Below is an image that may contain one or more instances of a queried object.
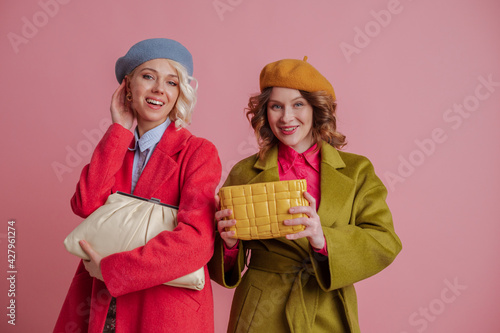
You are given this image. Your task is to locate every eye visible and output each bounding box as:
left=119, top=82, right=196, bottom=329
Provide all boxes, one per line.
left=168, top=80, right=178, bottom=87
left=142, top=74, right=154, bottom=80
left=270, top=104, right=282, bottom=110
left=294, top=102, right=304, bottom=107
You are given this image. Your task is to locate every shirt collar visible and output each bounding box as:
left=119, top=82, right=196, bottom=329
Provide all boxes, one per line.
left=131, top=119, right=171, bottom=152
left=278, top=142, right=321, bottom=173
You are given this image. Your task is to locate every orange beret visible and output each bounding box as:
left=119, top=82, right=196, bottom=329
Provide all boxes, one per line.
left=259, top=56, right=335, bottom=100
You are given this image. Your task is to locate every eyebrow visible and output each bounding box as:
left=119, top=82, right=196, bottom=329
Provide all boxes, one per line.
left=269, top=96, right=305, bottom=103
left=139, top=68, right=178, bottom=78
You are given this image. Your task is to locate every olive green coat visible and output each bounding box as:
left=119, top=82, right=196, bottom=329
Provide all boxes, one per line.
left=209, top=143, right=402, bottom=333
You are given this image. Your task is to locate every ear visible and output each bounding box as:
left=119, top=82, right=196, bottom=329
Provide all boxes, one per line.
left=125, top=75, right=131, bottom=92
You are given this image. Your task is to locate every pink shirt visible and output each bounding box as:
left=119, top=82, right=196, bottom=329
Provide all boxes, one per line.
left=277, top=142, right=321, bottom=211
left=223, top=143, right=328, bottom=271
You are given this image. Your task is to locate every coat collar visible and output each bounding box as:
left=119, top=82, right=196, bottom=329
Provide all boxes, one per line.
left=250, top=143, right=355, bottom=251
left=132, top=123, right=191, bottom=197
left=317, top=144, right=354, bottom=227
left=252, top=143, right=346, bottom=178
left=250, top=145, right=280, bottom=183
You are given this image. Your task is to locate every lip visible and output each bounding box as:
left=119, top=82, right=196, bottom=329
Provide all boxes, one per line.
left=279, top=126, right=298, bottom=135
left=145, top=97, right=165, bottom=110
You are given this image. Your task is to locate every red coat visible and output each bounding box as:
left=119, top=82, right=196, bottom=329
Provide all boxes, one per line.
left=54, top=123, right=222, bottom=333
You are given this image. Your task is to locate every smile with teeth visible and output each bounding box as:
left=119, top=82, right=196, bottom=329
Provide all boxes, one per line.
left=146, top=98, right=165, bottom=106
left=281, top=126, right=298, bottom=132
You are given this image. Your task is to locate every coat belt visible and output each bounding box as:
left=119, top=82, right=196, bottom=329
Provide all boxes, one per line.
left=248, top=249, right=319, bottom=333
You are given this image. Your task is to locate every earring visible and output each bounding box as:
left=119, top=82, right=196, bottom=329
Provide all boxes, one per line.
left=126, top=92, right=132, bottom=102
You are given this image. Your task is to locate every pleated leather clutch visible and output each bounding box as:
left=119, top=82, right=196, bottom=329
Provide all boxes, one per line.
left=64, top=192, right=205, bottom=290
left=219, top=179, right=308, bottom=240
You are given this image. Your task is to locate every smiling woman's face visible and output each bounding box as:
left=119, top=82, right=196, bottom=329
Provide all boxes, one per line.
left=127, top=58, right=179, bottom=136
left=266, top=87, right=314, bottom=154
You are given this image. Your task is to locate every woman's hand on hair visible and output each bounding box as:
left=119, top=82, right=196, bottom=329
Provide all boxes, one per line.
left=215, top=194, right=239, bottom=249
left=110, top=78, right=135, bottom=130
left=284, top=192, right=325, bottom=249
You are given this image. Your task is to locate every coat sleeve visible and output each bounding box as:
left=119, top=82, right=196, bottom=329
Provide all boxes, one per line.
left=208, top=158, right=256, bottom=288
left=209, top=233, right=246, bottom=288
left=71, top=123, right=133, bottom=218
left=311, top=159, right=402, bottom=291
left=100, top=140, right=222, bottom=297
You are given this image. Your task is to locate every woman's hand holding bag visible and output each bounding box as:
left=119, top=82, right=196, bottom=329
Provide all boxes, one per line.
left=283, top=192, right=325, bottom=250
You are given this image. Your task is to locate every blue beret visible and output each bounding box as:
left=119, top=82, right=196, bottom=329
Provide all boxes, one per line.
left=115, top=38, right=193, bottom=83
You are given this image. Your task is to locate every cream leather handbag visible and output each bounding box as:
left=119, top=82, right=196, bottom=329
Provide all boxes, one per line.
left=64, top=192, right=205, bottom=290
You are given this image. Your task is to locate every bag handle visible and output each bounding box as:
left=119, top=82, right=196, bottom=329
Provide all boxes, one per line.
left=115, top=191, right=179, bottom=210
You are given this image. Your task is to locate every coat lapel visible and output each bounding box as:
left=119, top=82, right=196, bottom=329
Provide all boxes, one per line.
left=248, top=146, right=280, bottom=184
left=249, top=144, right=356, bottom=251
left=121, top=141, right=135, bottom=192
left=317, top=144, right=355, bottom=227
left=133, top=124, right=190, bottom=198
left=250, top=144, right=355, bottom=226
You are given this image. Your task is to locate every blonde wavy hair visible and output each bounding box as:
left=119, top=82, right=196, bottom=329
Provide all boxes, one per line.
left=246, top=87, right=347, bottom=159
left=127, top=59, right=197, bottom=129
left=167, top=59, right=197, bottom=128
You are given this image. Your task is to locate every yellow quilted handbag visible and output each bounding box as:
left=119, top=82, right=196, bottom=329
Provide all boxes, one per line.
left=218, top=179, right=309, bottom=240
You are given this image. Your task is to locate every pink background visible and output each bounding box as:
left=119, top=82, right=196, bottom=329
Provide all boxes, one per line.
left=1, top=0, right=499, bottom=332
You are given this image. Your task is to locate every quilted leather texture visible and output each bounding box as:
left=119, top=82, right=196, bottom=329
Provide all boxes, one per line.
left=219, top=179, right=308, bottom=240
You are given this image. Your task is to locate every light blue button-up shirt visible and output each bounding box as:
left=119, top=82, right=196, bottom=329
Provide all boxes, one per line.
left=130, top=119, right=171, bottom=193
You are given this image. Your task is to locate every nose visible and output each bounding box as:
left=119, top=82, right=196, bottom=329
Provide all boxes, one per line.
left=152, top=80, right=166, bottom=94
left=280, top=107, right=293, bottom=123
